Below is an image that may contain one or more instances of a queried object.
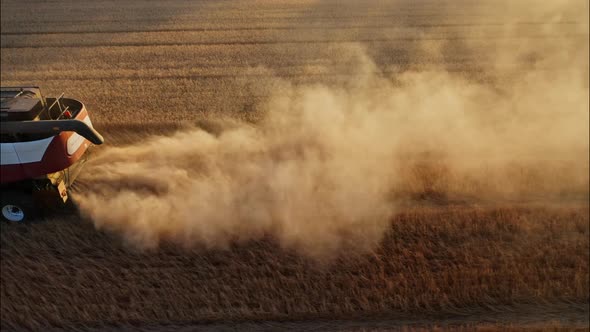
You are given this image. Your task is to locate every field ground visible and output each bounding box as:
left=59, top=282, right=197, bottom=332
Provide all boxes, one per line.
left=1, top=0, right=589, bottom=330
left=1, top=205, right=589, bottom=330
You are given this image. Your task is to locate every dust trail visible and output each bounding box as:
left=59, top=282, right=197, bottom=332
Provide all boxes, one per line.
left=75, top=2, right=588, bottom=259
left=77, top=67, right=399, bottom=258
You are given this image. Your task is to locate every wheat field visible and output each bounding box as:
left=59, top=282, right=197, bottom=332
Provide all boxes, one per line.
left=1, top=0, right=589, bottom=330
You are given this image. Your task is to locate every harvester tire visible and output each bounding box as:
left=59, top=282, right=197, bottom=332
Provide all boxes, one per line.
left=0, top=191, right=39, bottom=223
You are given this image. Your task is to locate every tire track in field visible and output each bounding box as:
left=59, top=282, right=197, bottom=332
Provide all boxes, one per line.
left=0, top=13, right=533, bottom=25
left=1, top=21, right=584, bottom=36
left=2, top=34, right=587, bottom=49
left=0, top=67, right=571, bottom=83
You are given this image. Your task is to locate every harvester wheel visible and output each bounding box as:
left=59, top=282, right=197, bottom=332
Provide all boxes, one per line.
left=0, top=192, right=39, bottom=223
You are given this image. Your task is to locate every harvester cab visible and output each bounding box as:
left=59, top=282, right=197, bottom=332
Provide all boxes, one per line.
left=0, top=86, right=104, bottom=222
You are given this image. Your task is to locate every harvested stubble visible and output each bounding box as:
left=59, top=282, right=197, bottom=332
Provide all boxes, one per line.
left=1, top=205, right=588, bottom=330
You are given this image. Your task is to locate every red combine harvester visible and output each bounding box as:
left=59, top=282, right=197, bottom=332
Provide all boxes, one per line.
left=1, top=87, right=104, bottom=222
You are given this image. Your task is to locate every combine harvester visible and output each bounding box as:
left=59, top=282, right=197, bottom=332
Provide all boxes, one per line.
left=0, top=87, right=104, bottom=222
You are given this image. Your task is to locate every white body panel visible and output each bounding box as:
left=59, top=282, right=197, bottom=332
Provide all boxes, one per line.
left=0, top=143, right=19, bottom=165
left=67, top=116, right=92, bottom=155
left=0, top=136, right=54, bottom=165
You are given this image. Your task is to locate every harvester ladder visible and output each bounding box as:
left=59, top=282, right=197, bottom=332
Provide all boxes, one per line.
left=46, top=93, right=70, bottom=120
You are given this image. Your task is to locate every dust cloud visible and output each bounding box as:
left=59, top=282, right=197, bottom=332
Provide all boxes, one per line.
left=75, top=2, right=588, bottom=259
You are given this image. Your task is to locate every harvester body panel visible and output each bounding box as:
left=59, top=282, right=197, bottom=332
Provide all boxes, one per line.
left=1, top=105, right=97, bottom=184
left=0, top=86, right=104, bottom=222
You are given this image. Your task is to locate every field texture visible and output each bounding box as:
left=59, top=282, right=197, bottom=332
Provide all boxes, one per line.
left=1, top=0, right=589, bottom=330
